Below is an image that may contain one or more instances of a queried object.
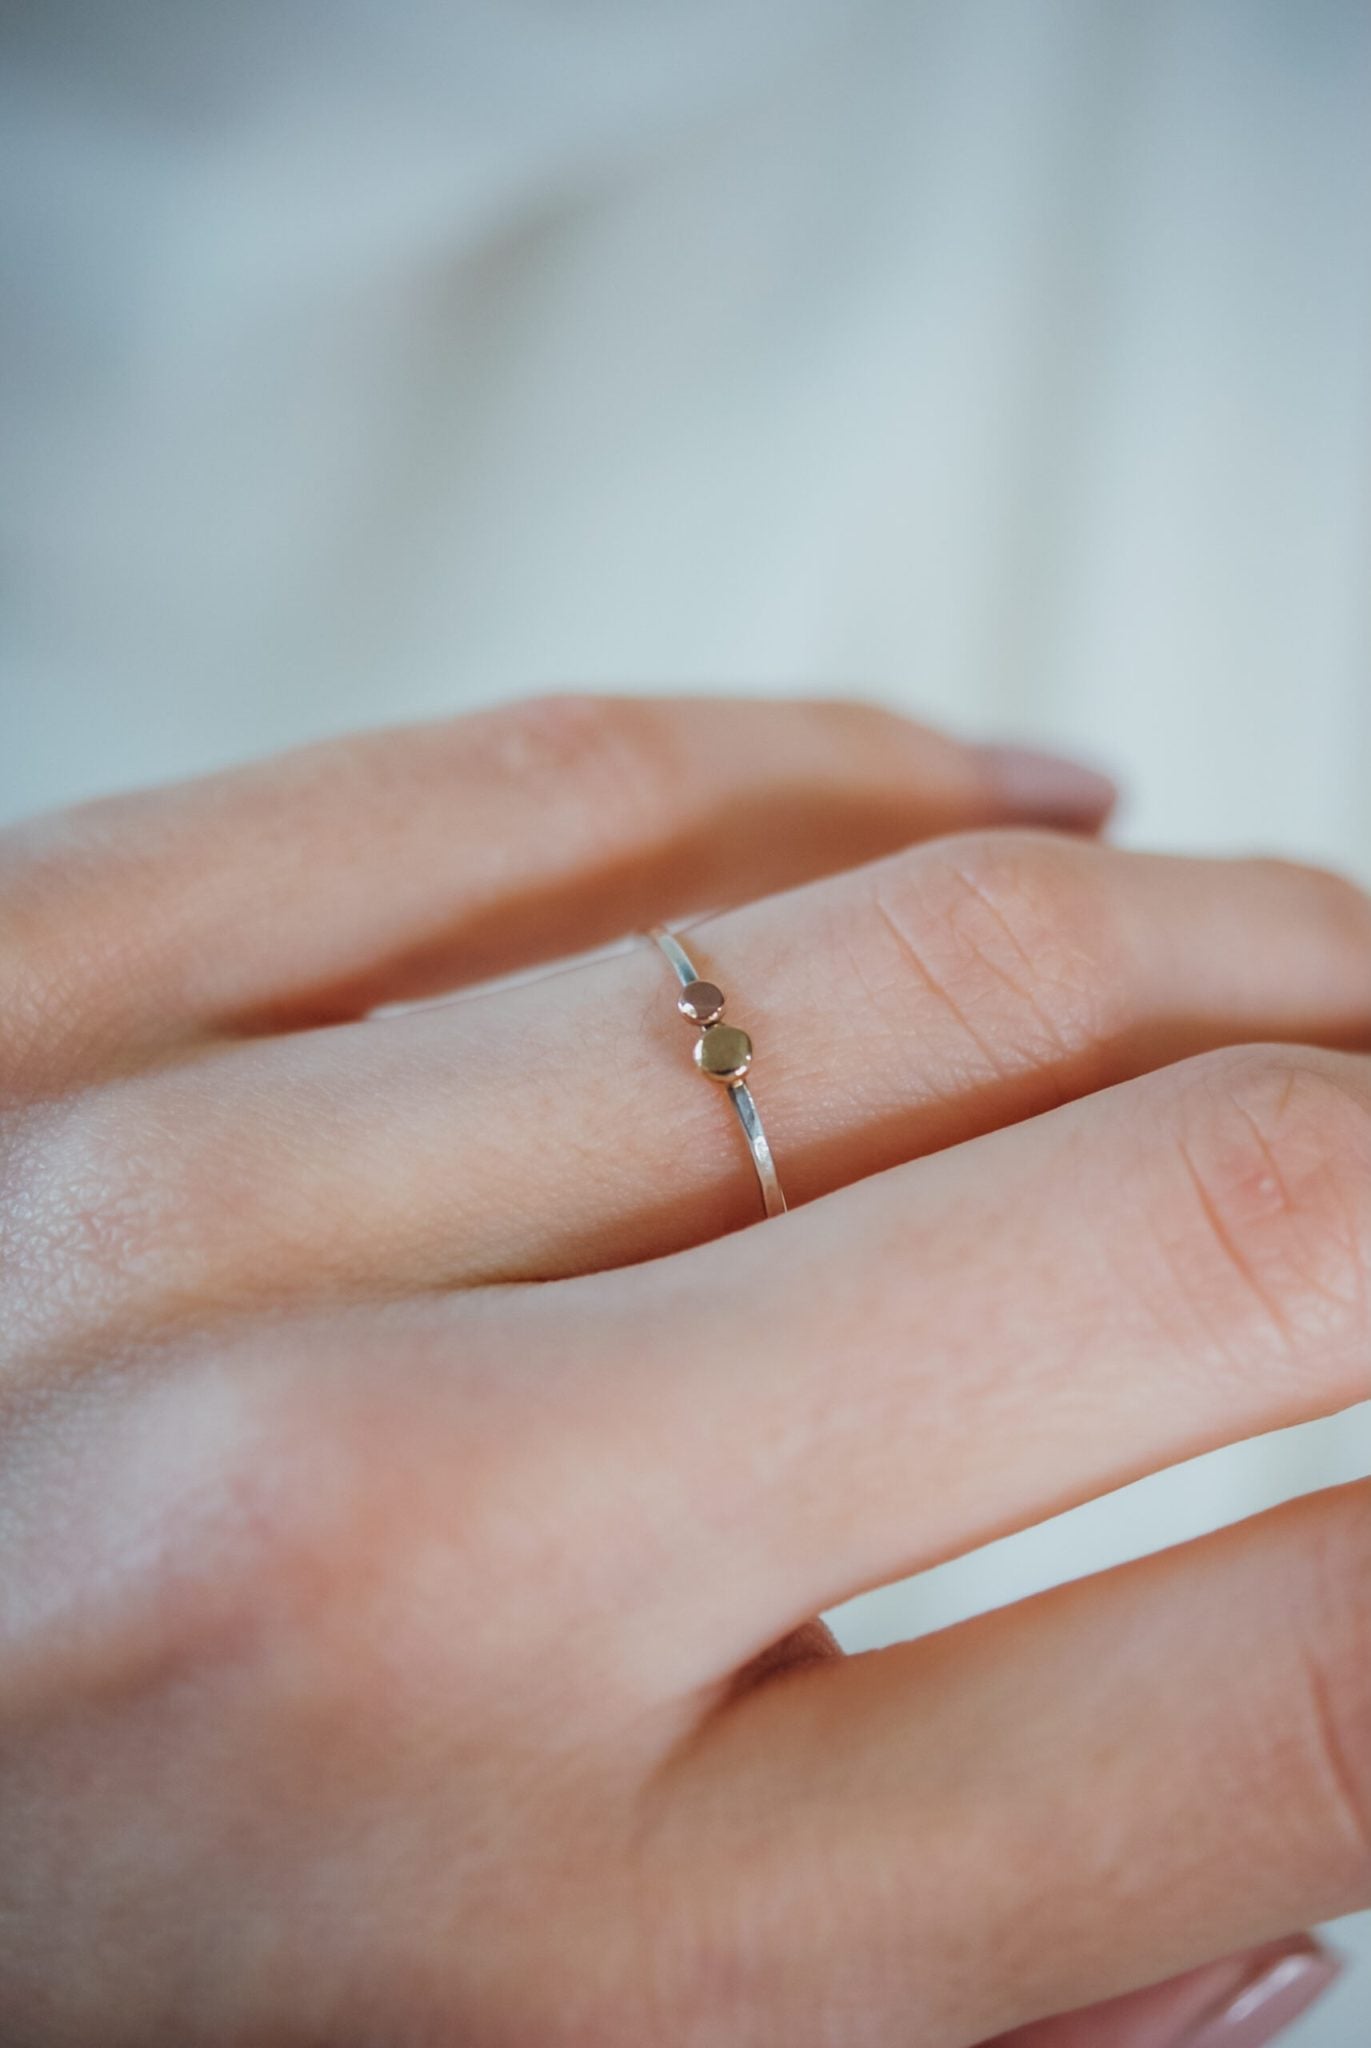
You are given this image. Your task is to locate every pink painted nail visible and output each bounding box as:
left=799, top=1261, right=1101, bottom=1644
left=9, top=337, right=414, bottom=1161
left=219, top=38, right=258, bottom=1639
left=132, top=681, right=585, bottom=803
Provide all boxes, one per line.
left=975, top=740, right=1119, bottom=829
left=1182, top=1936, right=1343, bottom=2048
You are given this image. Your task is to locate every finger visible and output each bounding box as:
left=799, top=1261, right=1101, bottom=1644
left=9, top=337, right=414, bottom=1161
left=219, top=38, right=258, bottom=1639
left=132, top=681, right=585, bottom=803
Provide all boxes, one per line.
left=0, top=695, right=1113, bottom=1093
left=641, top=1483, right=1371, bottom=2046
left=535, top=1040, right=1370, bottom=1677
left=17, top=837, right=1371, bottom=1358
left=981, top=1935, right=1343, bottom=2048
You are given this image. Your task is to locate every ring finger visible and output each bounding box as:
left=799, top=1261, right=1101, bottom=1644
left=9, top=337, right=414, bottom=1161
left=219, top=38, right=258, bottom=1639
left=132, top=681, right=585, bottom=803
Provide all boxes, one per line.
left=14, top=831, right=1371, bottom=1352
left=0, top=693, right=1109, bottom=1096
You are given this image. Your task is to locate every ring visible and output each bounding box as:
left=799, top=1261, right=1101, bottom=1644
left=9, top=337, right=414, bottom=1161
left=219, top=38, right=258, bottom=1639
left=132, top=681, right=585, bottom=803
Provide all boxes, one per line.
left=647, top=926, right=787, bottom=1220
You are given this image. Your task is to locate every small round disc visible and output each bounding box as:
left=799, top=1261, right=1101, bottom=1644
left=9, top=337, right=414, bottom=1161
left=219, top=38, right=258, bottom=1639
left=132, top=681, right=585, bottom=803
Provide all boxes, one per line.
left=678, top=979, right=725, bottom=1026
left=695, top=1022, right=753, bottom=1081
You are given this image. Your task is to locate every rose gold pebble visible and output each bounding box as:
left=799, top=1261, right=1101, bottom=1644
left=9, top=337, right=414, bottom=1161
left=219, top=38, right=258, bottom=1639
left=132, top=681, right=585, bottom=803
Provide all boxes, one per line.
left=678, top=979, right=726, bottom=1026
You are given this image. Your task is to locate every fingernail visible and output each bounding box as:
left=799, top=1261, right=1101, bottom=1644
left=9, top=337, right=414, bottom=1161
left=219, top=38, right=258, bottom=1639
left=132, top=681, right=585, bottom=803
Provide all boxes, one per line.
left=975, top=741, right=1119, bottom=829
left=1182, top=1936, right=1343, bottom=2048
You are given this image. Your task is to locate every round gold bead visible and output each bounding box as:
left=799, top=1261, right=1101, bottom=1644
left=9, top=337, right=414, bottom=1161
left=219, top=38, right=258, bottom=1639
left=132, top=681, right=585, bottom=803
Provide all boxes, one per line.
left=694, top=1022, right=753, bottom=1082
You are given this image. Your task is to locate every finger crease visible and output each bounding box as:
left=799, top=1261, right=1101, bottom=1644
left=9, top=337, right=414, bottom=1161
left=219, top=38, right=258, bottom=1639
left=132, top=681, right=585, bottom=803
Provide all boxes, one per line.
left=870, top=885, right=1009, bottom=1082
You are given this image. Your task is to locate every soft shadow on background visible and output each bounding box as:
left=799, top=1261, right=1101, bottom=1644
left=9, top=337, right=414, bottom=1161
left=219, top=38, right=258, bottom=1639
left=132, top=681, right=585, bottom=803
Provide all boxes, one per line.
left=3, top=4, right=1369, bottom=2030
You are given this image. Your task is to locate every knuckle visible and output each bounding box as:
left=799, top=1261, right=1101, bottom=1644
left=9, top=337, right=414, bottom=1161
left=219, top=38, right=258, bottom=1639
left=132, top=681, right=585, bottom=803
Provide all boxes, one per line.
left=64, top=1357, right=431, bottom=1699
left=0, top=953, right=65, bottom=1097
left=6, top=1069, right=351, bottom=1353
left=0, top=1088, right=181, bottom=1349
left=195, top=1368, right=409, bottom=1655
left=199, top=1351, right=580, bottom=1678
left=0, top=835, right=103, bottom=1096
left=0, top=805, right=176, bottom=1097
left=1167, top=1047, right=1371, bottom=1385
left=471, top=690, right=619, bottom=774
left=467, top=692, right=679, bottom=858
left=870, top=831, right=1120, bottom=1087
left=1251, top=853, right=1371, bottom=955
left=0, top=1358, right=329, bottom=1709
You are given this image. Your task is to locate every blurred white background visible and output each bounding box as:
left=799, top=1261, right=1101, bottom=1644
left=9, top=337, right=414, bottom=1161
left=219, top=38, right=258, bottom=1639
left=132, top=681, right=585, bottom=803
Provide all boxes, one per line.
left=3, top=1, right=1369, bottom=2030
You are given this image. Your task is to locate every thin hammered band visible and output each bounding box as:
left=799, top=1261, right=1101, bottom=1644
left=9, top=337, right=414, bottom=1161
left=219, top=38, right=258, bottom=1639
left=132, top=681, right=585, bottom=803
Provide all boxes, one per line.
left=647, top=927, right=786, bottom=1219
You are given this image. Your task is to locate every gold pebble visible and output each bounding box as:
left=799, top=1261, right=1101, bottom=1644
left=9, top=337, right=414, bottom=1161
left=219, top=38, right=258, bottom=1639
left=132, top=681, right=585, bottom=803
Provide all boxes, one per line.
left=695, top=1022, right=753, bottom=1082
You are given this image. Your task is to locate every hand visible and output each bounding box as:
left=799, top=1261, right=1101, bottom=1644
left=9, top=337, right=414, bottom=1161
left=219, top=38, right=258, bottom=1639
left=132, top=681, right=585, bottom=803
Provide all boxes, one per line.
left=1, top=695, right=1366, bottom=2046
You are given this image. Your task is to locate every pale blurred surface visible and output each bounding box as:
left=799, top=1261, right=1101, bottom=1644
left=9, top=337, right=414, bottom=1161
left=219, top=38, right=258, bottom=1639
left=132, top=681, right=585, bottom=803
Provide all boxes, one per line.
left=2, top=1, right=1369, bottom=2024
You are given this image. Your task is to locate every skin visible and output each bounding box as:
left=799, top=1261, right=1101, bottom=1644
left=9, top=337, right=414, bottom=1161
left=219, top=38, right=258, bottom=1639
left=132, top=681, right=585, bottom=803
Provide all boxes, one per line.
left=0, top=693, right=1367, bottom=2047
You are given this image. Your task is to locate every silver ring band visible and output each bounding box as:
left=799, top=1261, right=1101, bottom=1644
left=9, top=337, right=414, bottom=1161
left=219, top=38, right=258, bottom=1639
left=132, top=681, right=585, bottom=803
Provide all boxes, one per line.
left=648, top=926, right=786, bottom=1220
